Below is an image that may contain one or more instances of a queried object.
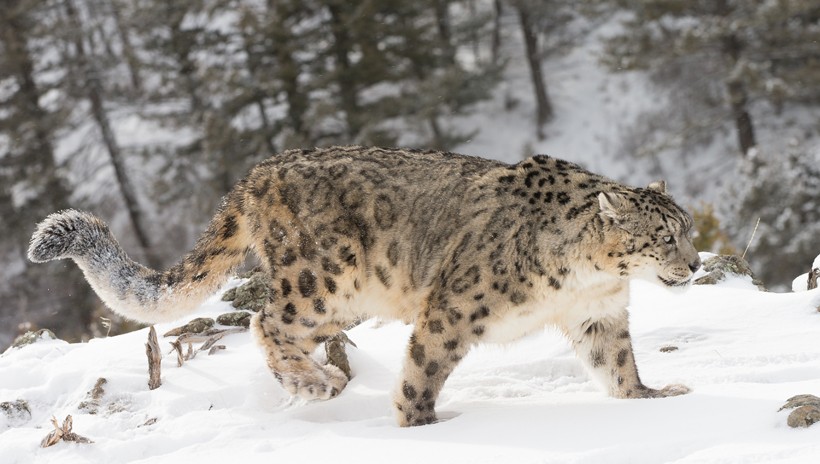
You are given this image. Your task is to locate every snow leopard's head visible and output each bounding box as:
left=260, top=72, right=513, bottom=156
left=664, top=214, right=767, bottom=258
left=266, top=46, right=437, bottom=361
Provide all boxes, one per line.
left=598, top=181, right=701, bottom=289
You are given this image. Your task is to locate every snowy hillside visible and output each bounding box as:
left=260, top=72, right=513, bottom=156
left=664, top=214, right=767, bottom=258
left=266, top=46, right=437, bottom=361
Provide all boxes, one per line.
left=2, top=271, right=820, bottom=463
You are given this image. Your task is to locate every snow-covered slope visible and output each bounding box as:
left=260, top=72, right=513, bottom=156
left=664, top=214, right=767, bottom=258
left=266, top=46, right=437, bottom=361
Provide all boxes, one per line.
left=2, top=276, right=820, bottom=463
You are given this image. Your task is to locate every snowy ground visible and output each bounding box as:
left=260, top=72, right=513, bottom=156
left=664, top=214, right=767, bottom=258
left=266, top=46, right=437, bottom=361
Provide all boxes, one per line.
left=2, top=270, right=820, bottom=463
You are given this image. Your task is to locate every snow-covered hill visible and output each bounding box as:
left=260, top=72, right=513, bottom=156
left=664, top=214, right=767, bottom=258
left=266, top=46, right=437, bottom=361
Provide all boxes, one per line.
left=2, top=270, right=820, bottom=463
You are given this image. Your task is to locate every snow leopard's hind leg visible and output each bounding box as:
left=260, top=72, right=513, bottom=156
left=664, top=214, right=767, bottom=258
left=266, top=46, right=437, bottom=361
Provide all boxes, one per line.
left=251, top=298, right=349, bottom=400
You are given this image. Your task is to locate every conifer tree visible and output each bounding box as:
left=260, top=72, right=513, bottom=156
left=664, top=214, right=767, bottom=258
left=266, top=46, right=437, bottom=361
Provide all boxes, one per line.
left=0, top=0, right=94, bottom=346
left=603, top=0, right=820, bottom=158
left=725, top=146, right=820, bottom=288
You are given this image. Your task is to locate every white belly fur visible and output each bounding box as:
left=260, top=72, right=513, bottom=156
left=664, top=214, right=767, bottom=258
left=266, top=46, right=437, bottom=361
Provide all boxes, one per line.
left=330, top=265, right=629, bottom=344
left=482, top=271, right=629, bottom=344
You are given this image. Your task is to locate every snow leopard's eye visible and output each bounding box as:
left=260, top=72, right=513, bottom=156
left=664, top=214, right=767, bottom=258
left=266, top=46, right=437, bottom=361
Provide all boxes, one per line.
left=662, top=235, right=674, bottom=244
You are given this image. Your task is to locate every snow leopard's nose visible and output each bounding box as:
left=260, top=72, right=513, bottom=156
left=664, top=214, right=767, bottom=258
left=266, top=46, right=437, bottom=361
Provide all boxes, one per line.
left=688, top=259, right=701, bottom=274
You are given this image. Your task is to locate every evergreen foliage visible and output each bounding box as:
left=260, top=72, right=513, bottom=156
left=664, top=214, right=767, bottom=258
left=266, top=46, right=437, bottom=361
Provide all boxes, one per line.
left=603, top=0, right=820, bottom=157
left=0, top=0, right=816, bottom=345
left=0, top=0, right=502, bottom=346
left=724, top=146, right=820, bottom=288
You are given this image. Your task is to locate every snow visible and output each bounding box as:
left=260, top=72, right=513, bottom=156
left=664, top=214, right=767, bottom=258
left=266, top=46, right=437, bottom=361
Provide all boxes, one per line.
left=2, top=278, right=820, bottom=463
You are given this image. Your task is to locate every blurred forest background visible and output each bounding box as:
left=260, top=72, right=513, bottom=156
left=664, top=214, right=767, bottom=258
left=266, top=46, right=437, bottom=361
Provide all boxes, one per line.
left=1, top=0, right=818, bottom=348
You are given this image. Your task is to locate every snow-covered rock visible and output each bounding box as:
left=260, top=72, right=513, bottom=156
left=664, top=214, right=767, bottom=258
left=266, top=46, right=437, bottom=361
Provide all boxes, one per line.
left=791, top=253, right=820, bottom=292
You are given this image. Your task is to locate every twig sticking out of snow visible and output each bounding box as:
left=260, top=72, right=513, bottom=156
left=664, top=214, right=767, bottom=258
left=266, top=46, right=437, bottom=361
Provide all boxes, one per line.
left=146, top=326, right=162, bottom=390
left=169, top=340, right=185, bottom=367
left=40, top=415, right=93, bottom=447
left=325, top=332, right=357, bottom=380
left=207, top=345, right=226, bottom=355
left=174, top=327, right=246, bottom=344
left=169, top=328, right=245, bottom=367
left=807, top=268, right=818, bottom=291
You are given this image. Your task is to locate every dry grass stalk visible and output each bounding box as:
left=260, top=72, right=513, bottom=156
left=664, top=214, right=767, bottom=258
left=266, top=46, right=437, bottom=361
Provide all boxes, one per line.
left=741, top=217, right=760, bottom=260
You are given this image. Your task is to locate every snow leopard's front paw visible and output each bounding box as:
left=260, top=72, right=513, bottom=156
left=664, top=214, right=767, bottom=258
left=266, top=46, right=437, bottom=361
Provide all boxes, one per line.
left=279, top=364, right=348, bottom=401
left=626, top=383, right=690, bottom=399
left=395, top=402, right=437, bottom=427
left=656, top=383, right=691, bottom=397
left=394, top=381, right=439, bottom=427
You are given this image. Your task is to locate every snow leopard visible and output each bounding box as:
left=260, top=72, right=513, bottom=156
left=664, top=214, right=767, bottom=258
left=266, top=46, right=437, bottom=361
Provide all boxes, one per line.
left=28, top=146, right=700, bottom=426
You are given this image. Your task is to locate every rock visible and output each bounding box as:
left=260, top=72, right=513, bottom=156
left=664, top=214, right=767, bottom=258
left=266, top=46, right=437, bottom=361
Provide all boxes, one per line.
left=216, top=311, right=252, bottom=328
left=11, top=329, right=57, bottom=349
left=779, top=394, right=820, bottom=411
left=779, top=394, right=820, bottom=428
left=693, top=269, right=726, bottom=286
left=693, top=255, right=766, bottom=290
left=1, top=399, right=32, bottom=426
left=659, top=345, right=679, bottom=353
left=221, top=287, right=237, bottom=301
left=163, top=318, right=215, bottom=337
left=787, top=405, right=820, bottom=428
left=221, top=273, right=271, bottom=312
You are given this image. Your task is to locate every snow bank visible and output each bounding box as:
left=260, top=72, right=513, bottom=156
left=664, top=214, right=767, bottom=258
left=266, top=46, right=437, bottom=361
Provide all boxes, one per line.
left=2, top=279, right=820, bottom=463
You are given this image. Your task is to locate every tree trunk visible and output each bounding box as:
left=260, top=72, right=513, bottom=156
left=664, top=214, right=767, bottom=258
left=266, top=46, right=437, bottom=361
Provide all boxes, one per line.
left=726, top=78, right=757, bottom=157
left=164, top=3, right=203, bottom=119
left=327, top=2, right=361, bottom=140
left=268, top=1, right=309, bottom=144
left=723, top=33, right=757, bottom=157
left=110, top=0, right=142, bottom=93
left=429, top=113, right=445, bottom=150
left=715, top=0, right=758, bottom=157
left=64, top=0, right=157, bottom=267
left=240, top=32, right=277, bottom=155
left=256, top=98, right=278, bottom=155
left=516, top=3, right=553, bottom=139
left=433, top=0, right=455, bottom=65
left=491, top=0, right=503, bottom=65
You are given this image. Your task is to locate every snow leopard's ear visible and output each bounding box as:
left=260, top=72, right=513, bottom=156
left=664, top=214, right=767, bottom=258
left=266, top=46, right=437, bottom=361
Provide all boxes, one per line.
left=597, top=191, right=627, bottom=223
left=647, top=180, right=667, bottom=194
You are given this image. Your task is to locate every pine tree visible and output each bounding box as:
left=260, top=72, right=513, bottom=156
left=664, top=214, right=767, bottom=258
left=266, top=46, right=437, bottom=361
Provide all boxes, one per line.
left=0, top=0, right=95, bottom=346
left=603, top=0, right=820, bottom=158
left=725, top=146, right=820, bottom=288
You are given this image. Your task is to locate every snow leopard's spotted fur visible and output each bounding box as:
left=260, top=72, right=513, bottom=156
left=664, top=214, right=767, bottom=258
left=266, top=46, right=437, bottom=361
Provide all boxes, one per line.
left=29, top=146, right=700, bottom=426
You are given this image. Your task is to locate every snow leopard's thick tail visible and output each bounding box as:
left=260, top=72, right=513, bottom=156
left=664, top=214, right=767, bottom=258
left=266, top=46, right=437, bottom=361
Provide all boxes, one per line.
left=28, top=194, right=250, bottom=324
